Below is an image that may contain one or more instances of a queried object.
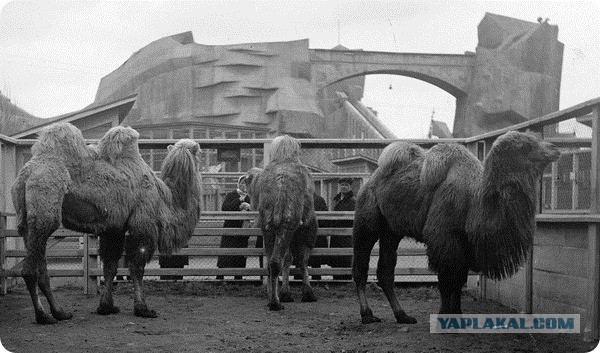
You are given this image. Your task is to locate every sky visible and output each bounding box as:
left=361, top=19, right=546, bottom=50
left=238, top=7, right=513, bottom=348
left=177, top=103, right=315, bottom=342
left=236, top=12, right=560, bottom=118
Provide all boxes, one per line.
left=0, top=0, right=598, bottom=138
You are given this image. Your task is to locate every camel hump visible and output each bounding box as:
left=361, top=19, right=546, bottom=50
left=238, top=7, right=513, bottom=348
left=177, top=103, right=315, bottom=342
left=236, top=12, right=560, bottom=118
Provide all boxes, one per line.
left=31, top=122, right=91, bottom=160
left=421, top=143, right=481, bottom=190
left=97, top=126, right=140, bottom=162
left=377, top=141, right=424, bottom=169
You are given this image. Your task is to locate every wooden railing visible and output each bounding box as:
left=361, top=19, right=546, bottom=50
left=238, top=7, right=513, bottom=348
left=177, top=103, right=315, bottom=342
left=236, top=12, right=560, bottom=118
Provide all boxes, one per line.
left=0, top=211, right=437, bottom=295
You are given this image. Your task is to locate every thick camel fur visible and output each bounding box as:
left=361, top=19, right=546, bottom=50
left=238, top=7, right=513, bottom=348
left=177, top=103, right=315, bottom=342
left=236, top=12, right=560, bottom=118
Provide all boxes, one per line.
left=12, top=123, right=201, bottom=324
left=352, top=131, right=560, bottom=324
left=246, top=135, right=318, bottom=311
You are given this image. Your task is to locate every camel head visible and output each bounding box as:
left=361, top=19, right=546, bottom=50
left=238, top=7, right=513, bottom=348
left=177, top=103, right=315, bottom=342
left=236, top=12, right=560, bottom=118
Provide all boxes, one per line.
left=269, top=134, right=301, bottom=163
left=485, top=131, right=561, bottom=178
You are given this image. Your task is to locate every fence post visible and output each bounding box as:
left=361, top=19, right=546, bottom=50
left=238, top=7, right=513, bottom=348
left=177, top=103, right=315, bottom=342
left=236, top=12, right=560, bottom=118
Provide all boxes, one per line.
left=0, top=215, right=6, bottom=295
left=83, top=234, right=99, bottom=295
left=584, top=105, right=600, bottom=341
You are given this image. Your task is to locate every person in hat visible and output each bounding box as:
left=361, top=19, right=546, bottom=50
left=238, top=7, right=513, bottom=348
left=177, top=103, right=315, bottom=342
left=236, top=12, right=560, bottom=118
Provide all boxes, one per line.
left=216, top=174, right=252, bottom=280
left=329, top=177, right=356, bottom=280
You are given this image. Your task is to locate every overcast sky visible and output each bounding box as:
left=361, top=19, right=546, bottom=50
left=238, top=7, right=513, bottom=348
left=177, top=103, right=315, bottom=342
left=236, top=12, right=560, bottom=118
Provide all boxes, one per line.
left=0, top=1, right=598, bottom=138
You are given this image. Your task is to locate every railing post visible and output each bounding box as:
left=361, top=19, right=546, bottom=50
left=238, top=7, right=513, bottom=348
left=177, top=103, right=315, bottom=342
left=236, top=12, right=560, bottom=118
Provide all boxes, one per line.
left=83, top=234, right=99, bottom=295
left=0, top=215, right=6, bottom=295
left=584, top=104, right=600, bottom=341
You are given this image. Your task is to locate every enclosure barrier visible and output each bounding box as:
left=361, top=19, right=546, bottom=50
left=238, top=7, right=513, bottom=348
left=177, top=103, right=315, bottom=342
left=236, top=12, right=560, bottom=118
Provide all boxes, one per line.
left=1, top=97, right=600, bottom=340
left=0, top=211, right=437, bottom=296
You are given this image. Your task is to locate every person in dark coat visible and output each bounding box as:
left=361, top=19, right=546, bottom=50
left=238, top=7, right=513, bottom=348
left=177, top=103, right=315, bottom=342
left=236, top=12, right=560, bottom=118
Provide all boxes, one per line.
left=216, top=175, right=252, bottom=280
left=330, top=177, right=356, bottom=280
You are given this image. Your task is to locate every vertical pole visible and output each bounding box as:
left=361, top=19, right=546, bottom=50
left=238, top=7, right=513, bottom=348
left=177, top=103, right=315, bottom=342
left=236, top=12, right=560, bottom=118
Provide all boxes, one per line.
left=84, top=235, right=99, bottom=295
left=551, top=161, right=558, bottom=210
left=572, top=153, right=579, bottom=210
left=585, top=104, right=600, bottom=341
left=0, top=215, right=6, bottom=295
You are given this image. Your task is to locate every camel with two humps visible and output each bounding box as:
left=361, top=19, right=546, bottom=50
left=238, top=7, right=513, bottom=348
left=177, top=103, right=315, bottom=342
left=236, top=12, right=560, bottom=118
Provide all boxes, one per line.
left=352, top=131, right=560, bottom=324
left=12, top=122, right=201, bottom=324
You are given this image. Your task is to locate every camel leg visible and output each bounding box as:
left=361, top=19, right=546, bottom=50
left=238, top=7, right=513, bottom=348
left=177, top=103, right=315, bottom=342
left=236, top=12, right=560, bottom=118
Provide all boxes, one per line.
left=96, top=232, right=125, bottom=315
left=37, top=257, right=72, bottom=321
left=280, top=250, right=294, bottom=303
left=352, top=200, right=384, bottom=324
left=264, top=233, right=284, bottom=311
left=353, top=237, right=380, bottom=323
left=377, top=233, right=417, bottom=324
left=298, top=244, right=316, bottom=302
left=433, top=236, right=468, bottom=314
left=437, top=262, right=468, bottom=314
left=22, top=252, right=57, bottom=324
left=22, top=220, right=70, bottom=324
left=125, top=234, right=157, bottom=318
left=267, top=257, right=283, bottom=310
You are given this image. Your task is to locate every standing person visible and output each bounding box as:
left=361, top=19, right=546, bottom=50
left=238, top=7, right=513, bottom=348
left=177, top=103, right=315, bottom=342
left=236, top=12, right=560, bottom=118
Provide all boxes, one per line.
left=330, top=177, right=356, bottom=280
left=216, top=174, right=251, bottom=280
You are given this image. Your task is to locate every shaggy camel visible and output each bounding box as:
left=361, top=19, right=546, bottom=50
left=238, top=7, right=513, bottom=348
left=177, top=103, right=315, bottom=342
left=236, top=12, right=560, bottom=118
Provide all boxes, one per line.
left=12, top=123, right=201, bottom=324
left=246, top=135, right=317, bottom=310
left=352, top=131, right=560, bottom=324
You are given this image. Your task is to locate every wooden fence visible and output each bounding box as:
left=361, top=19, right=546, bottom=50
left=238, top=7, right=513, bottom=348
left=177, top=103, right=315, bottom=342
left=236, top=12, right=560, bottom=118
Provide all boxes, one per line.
left=0, top=210, right=437, bottom=296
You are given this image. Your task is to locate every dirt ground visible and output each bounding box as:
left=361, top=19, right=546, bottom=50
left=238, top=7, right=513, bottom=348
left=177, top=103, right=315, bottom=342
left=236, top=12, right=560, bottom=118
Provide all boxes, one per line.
left=0, top=280, right=596, bottom=353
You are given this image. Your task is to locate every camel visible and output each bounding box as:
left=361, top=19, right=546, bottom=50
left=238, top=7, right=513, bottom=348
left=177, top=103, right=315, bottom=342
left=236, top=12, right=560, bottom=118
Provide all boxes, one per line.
left=245, top=135, right=317, bottom=310
left=352, top=131, right=560, bottom=324
left=11, top=122, right=201, bottom=324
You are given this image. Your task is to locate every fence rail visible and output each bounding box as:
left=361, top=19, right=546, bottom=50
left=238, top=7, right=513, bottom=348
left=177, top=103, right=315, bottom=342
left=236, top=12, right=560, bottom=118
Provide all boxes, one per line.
left=0, top=211, right=440, bottom=295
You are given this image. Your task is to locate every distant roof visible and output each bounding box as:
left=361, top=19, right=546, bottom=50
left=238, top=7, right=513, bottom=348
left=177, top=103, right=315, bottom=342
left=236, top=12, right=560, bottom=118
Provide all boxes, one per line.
left=0, top=91, right=44, bottom=136
left=11, top=94, right=137, bottom=139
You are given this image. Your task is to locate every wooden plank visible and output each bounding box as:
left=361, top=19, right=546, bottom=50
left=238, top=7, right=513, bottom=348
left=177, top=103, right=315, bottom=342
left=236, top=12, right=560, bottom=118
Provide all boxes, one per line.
left=5, top=250, right=82, bottom=258
left=0, top=216, right=5, bottom=295
left=533, top=295, right=587, bottom=317
left=535, top=223, right=588, bottom=248
left=533, top=269, right=588, bottom=309
left=1, top=269, right=82, bottom=277
left=88, top=267, right=437, bottom=277
left=533, top=245, right=588, bottom=278
left=164, top=247, right=426, bottom=257
left=193, top=227, right=353, bottom=236
left=200, top=211, right=355, bottom=220
left=536, top=214, right=600, bottom=223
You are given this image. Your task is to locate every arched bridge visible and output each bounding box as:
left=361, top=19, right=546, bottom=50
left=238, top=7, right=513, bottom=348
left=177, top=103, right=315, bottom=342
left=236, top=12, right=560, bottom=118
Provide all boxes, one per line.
left=310, top=49, right=476, bottom=98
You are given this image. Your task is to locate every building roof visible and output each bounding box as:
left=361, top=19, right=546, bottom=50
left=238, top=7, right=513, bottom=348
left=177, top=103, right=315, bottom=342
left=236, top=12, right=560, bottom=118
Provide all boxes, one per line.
left=11, top=95, right=137, bottom=139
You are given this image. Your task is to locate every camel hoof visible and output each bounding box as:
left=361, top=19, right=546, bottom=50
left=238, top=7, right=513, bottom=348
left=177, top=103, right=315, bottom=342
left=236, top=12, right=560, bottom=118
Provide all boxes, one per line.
left=35, top=312, right=59, bottom=325
left=361, top=315, right=382, bottom=325
left=268, top=301, right=284, bottom=311
left=134, top=305, right=158, bottom=318
left=96, top=305, right=120, bottom=315
left=301, top=289, right=317, bottom=303
left=52, top=309, right=73, bottom=321
left=280, top=292, right=294, bottom=303
left=396, top=314, right=417, bottom=324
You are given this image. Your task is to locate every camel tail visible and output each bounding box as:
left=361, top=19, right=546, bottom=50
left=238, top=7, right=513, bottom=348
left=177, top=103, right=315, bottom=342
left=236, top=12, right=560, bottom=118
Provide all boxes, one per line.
left=261, top=182, right=302, bottom=230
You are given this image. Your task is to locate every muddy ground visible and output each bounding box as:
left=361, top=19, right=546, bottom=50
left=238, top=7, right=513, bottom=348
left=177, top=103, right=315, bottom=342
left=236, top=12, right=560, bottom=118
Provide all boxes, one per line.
left=0, top=281, right=596, bottom=352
